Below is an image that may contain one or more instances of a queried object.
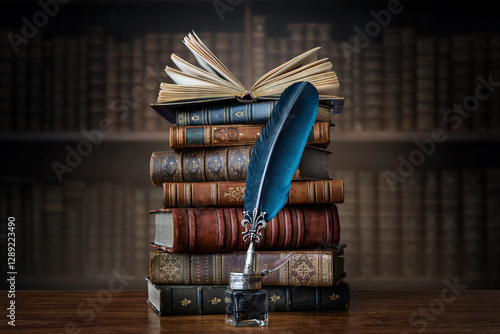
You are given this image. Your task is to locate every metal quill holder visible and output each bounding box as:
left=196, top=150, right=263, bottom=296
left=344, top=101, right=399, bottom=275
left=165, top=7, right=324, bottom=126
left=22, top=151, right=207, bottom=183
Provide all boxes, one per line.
left=224, top=81, right=319, bottom=327
left=225, top=209, right=292, bottom=327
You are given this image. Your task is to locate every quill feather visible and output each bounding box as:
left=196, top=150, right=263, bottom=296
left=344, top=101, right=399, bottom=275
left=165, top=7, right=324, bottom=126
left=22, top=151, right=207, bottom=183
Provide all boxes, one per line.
left=244, top=81, right=319, bottom=222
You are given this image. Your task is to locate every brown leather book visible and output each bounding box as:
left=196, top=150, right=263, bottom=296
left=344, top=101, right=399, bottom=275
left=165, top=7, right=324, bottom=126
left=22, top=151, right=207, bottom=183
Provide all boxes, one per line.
left=149, top=245, right=346, bottom=286
left=150, top=205, right=340, bottom=253
left=150, top=146, right=330, bottom=185
left=169, top=122, right=330, bottom=149
left=162, top=180, right=344, bottom=208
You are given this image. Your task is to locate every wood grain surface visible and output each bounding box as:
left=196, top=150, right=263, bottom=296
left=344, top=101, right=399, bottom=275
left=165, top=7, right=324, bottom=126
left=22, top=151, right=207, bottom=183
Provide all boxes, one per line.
left=1, top=290, right=499, bottom=333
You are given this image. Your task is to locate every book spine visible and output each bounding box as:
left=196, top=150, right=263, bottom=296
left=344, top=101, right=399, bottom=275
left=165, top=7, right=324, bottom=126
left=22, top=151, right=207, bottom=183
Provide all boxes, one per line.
left=176, top=102, right=275, bottom=126
left=15, top=38, right=28, bottom=131
left=28, top=35, right=44, bottom=131
left=416, top=36, right=437, bottom=130
left=65, top=38, right=79, bottom=131
left=152, top=205, right=340, bottom=253
left=436, top=36, right=451, bottom=130
left=471, top=34, right=490, bottom=130
left=105, top=36, right=119, bottom=131
left=112, top=183, right=124, bottom=272
left=84, top=183, right=101, bottom=276
left=230, top=32, right=245, bottom=84
left=377, top=170, right=400, bottom=277
left=169, top=122, right=330, bottom=149
left=401, top=28, right=416, bottom=131
left=162, top=180, right=344, bottom=208
left=450, top=35, right=472, bottom=130
left=118, top=41, right=132, bottom=132
left=143, top=33, right=161, bottom=131
left=0, top=28, right=14, bottom=131
left=252, top=15, right=266, bottom=84
left=362, top=43, right=383, bottom=130
left=461, top=170, right=486, bottom=279
left=287, top=23, right=304, bottom=59
left=486, top=169, right=500, bottom=277
left=147, top=280, right=350, bottom=316
left=64, top=181, right=85, bottom=275
left=87, top=27, right=106, bottom=130
left=490, top=34, right=500, bottom=130
left=382, top=28, right=401, bottom=131
left=134, top=185, right=148, bottom=277
left=149, top=247, right=345, bottom=286
left=401, top=171, right=424, bottom=277
left=332, top=170, right=359, bottom=276
left=77, top=36, right=88, bottom=130
left=43, top=183, right=64, bottom=275
left=440, top=170, right=461, bottom=278
left=358, top=171, right=378, bottom=277
left=100, top=182, right=114, bottom=275
left=424, top=170, right=440, bottom=277
left=131, top=38, right=144, bottom=131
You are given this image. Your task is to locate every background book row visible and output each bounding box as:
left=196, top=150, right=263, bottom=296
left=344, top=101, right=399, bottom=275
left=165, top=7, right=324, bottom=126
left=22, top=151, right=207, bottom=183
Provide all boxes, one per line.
left=2, top=21, right=500, bottom=133
left=332, top=168, right=500, bottom=280
left=0, top=179, right=162, bottom=278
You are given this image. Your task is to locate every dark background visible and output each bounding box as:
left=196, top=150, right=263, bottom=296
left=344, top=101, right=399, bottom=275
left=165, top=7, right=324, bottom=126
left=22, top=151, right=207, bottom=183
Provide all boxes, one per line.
left=0, top=0, right=499, bottom=290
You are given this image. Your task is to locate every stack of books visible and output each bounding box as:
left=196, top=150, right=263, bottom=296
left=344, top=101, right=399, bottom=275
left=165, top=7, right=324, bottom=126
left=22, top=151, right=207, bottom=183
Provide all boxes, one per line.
left=145, top=32, right=350, bottom=316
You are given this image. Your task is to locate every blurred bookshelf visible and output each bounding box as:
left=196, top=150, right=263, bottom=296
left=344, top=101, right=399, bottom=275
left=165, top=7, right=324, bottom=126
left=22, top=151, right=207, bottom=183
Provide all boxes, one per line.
left=0, top=0, right=499, bottom=291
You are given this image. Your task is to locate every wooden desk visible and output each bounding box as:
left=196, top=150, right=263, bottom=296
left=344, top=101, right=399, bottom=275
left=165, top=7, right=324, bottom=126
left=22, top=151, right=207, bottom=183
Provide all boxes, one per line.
left=1, top=290, right=499, bottom=333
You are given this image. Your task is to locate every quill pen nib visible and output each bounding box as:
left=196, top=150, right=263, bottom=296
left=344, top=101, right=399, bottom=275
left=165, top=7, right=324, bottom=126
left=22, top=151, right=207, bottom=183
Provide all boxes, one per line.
left=243, top=239, right=256, bottom=274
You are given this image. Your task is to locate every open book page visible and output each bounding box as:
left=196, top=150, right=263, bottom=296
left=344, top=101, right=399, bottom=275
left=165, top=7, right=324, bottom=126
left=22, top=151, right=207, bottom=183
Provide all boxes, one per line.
left=160, top=32, right=341, bottom=103
left=249, top=47, right=321, bottom=90
left=183, top=32, right=246, bottom=92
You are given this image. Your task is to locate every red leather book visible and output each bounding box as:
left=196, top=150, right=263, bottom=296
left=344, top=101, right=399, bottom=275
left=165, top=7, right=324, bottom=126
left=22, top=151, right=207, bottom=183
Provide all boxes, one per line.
left=150, top=205, right=340, bottom=253
left=162, top=180, right=344, bottom=208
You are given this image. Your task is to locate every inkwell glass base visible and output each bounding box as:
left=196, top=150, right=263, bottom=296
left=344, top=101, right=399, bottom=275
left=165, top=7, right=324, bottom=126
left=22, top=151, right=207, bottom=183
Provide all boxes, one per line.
left=225, top=272, right=268, bottom=327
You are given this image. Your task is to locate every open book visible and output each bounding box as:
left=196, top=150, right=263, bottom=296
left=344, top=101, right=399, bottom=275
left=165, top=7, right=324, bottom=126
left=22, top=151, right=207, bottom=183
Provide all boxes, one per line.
left=157, top=31, right=340, bottom=103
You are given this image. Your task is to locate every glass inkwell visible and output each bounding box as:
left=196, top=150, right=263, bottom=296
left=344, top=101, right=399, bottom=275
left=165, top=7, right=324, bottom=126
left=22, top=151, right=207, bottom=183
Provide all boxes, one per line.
left=225, top=209, right=292, bottom=327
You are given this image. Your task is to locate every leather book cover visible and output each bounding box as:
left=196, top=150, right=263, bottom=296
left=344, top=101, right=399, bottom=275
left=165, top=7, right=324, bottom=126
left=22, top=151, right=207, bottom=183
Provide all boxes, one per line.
left=150, top=146, right=330, bottom=184
left=150, top=204, right=340, bottom=253
left=162, top=180, right=344, bottom=208
left=169, top=122, right=330, bottom=149
left=146, top=278, right=350, bottom=316
left=149, top=245, right=345, bottom=286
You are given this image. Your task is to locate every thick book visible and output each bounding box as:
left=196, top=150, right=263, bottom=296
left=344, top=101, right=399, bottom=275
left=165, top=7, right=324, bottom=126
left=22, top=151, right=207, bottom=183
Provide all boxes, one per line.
left=172, top=100, right=332, bottom=126
left=157, top=32, right=339, bottom=103
left=149, top=245, right=346, bottom=286
left=150, top=204, right=340, bottom=253
left=162, top=180, right=344, bottom=208
left=150, top=146, right=330, bottom=185
left=169, top=122, right=331, bottom=149
left=146, top=278, right=350, bottom=316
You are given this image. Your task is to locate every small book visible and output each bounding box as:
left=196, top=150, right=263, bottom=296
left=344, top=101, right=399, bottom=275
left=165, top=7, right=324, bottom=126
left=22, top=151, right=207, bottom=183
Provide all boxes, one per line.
left=146, top=278, right=351, bottom=316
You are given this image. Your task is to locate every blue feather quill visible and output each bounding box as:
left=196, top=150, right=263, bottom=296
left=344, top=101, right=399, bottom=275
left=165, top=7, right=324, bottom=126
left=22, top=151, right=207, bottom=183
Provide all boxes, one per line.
left=244, top=81, right=319, bottom=222
left=240, top=81, right=319, bottom=274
